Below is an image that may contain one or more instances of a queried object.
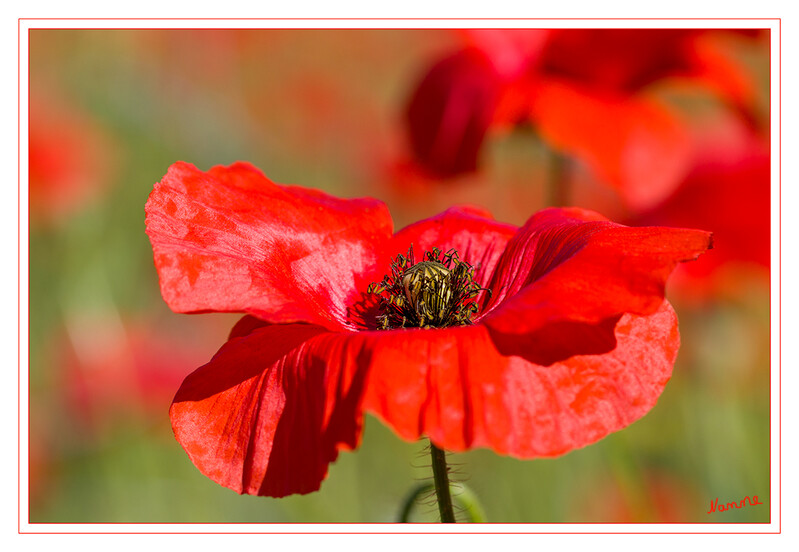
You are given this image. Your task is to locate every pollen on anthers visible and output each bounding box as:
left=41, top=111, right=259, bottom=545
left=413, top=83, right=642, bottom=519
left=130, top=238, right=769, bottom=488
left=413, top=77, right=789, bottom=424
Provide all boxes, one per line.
left=367, top=246, right=491, bottom=330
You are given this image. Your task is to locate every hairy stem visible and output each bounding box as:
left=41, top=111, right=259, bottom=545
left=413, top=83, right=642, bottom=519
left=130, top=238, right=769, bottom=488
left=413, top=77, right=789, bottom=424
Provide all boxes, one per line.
left=430, top=441, right=456, bottom=523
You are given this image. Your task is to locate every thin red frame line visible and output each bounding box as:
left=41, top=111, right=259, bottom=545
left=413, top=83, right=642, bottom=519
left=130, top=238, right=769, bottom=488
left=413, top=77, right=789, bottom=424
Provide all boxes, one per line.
left=22, top=27, right=778, bottom=31
left=18, top=20, right=782, bottom=535
left=17, top=15, right=21, bottom=538
left=18, top=22, right=781, bottom=534
left=17, top=27, right=779, bottom=534
left=13, top=530, right=783, bottom=535
left=17, top=17, right=782, bottom=20
left=778, top=17, right=782, bottom=534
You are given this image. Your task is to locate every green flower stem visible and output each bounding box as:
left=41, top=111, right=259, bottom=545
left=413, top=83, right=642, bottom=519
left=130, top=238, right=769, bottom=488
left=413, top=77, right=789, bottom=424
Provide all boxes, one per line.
left=398, top=483, right=432, bottom=523
left=452, top=483, right=487, bottom=523
left=430, top=442, right=456, bottom=523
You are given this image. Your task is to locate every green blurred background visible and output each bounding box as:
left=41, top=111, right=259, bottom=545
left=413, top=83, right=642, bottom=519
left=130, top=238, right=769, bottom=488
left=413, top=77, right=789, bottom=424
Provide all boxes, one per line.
left=27, top=29, right=771, bottom=523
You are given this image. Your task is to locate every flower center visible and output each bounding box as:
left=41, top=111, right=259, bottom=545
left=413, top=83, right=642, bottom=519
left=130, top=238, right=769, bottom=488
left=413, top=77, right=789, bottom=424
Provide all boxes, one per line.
left=367, top=246, right=490, bottom=330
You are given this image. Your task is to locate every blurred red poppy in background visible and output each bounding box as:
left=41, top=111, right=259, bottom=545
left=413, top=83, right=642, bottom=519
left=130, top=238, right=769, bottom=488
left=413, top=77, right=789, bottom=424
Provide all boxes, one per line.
left=403, top=28, right=768, bottom=210
left=29, top=93, right=118, bottom=224
left=572, top=469, right=704, bottom=522
left=58, top=314, right=230, bottom=435
left=145, top=161, right=710, bottom=498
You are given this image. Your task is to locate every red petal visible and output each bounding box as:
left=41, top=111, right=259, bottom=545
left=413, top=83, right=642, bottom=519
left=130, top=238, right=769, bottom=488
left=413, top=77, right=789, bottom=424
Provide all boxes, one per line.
left=480, top=208, right=711, bottom=364
left=170, top=324, right=368, bottom=497
left=362, top=302, right=680, bottom=457
left=145, top=162, right=393, bottom=330
left=388, top=205, right=518, bottom=287
left=528, top=80, right=692, bottom=210
left=405, top=48, right=503, bottom=177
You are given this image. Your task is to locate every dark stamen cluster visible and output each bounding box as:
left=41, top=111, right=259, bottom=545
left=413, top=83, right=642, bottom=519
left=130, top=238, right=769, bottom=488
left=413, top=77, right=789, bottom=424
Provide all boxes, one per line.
left=367, top=246, right=491, bottom=330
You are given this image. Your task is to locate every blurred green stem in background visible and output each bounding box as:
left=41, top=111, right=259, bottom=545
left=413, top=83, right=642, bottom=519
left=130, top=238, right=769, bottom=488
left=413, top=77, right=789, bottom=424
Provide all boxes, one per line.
left=547, top=148, right=572, bottom=208
left=523, top=124, right=571, bottom=208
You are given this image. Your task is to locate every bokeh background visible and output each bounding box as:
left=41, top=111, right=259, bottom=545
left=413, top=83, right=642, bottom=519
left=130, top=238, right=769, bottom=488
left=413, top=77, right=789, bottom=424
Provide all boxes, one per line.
left=27, top=28, right=771, bottom=523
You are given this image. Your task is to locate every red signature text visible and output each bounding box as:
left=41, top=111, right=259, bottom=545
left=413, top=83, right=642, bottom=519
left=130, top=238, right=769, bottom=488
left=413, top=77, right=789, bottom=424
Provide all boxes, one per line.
left=707, top=495, right=763, bottom=514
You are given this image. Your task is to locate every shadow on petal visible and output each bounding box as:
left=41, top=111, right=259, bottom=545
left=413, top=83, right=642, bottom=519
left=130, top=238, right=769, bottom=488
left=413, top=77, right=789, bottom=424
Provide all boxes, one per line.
left=486, top=315, right=621, bottom=367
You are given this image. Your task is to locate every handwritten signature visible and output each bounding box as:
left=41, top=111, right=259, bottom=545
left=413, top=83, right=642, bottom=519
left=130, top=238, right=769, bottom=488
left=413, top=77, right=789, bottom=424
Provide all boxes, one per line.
left=707, top=495, right=763, bottom=514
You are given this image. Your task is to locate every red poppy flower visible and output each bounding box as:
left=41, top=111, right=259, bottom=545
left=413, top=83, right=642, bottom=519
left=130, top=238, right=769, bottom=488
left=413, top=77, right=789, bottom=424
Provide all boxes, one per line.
left=513, top=29, right=767, bottom=210
left=403, top=29, right=767, bottom=209
left=145, top=161, right=711, bottom=497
